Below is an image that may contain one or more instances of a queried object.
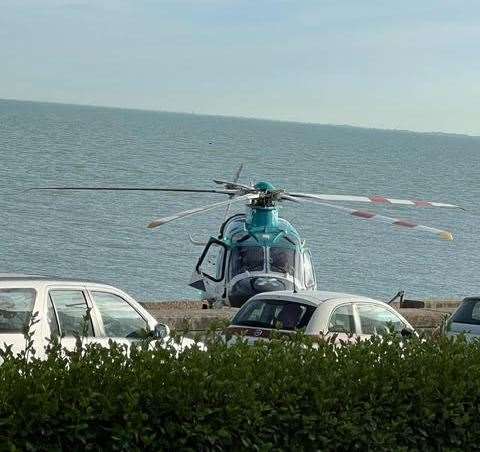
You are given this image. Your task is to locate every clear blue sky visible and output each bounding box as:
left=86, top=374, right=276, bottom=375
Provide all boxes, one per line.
left=1, top=0, right=479, bottom=135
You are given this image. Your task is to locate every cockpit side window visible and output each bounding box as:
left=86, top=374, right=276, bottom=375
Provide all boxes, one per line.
left=197, top=240, right=227, bottom=282
left=230, top=246, right=265, bottom=277
left=216, top=246, right=226, bottom=280
left=269, top=247, right=295, bottom=276
left=303, top=251, right=315, bottom=289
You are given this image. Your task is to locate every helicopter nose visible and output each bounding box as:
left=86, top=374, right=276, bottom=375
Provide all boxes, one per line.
left=252, top=277, right=286, bottom=292
left=229, top=276, right=293, bottom=308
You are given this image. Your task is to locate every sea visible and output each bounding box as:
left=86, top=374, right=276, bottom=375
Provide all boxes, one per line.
left=0, top=98, right=479, bottom=302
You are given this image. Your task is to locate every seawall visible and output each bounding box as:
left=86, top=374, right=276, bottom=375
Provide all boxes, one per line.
left=141, top=299, right=461, bottom=333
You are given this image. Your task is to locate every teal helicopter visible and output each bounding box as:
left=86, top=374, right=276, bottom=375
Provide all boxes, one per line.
left=35, top=167, right=461, bottom=307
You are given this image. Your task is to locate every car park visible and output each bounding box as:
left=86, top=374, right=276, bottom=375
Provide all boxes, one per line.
left=0, top=273, right=199, bottom=359
left=225, top=290, right=416, bottom=344
left=445, top=297, right=480, bottom=340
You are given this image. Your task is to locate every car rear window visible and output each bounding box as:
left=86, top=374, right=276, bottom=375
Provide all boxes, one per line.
left=0, top=288, right=36, bottom=333
left=232, top=298, right=316, bottom=331
left=451, top=298, right=480, bottom=325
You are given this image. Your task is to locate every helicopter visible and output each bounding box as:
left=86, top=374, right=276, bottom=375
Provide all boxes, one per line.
left=34, top=167, right=462, bottom=308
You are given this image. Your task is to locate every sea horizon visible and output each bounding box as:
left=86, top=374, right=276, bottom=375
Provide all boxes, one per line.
left=2, top=97, right=478, bottom=139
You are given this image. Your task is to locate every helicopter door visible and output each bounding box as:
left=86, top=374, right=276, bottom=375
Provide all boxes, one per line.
left=195, top=239, right=228, bottom=301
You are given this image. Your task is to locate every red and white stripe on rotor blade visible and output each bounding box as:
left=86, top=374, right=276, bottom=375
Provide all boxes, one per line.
left=148, top=193, right=258, bottom=229
left=287, top=192, right=462, bottom=209
left=294, top=199, right=454, bottom=241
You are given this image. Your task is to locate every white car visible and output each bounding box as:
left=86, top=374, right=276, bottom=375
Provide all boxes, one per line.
left=0, top=273, right=198, bottom=359
left=225, top=290, right=415, bottom=343
left=445, top=297, right=480, bottom=340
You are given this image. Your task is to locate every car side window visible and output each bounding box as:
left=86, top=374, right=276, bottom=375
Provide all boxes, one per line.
left=0, top=288, right=36, bottom=333
left=472, top=302, right=480, bottom=321
left=47, top=297, right=60, bottom=337
left=328, top=304, right=355, bottom=334
left=450, top=298, right=480, bottom=325
left=91, top=291, right=148, bottom=338
left=49, top=290, right=93, bottom=337
left=357, top=304, right=405, bottom=335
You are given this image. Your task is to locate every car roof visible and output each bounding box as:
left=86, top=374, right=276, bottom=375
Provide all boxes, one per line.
left=248, top=290, right=383, bottom=307
left=0, top=273, right=109, bottom=286
left=462, top=297, right=480, bottom=302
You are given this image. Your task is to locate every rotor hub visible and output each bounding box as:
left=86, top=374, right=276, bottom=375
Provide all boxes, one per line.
left=254, top=181, right=276, bottom=192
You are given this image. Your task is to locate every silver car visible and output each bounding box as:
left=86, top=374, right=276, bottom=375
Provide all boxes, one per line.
left=445, top=297, right=480, bottom=340
left=0, top=273, right=197, bottom=359
left=226, top=290, right=415, bottom=343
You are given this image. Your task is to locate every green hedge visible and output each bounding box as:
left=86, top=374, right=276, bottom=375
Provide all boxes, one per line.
left=1, top=332, right=480, bottom=451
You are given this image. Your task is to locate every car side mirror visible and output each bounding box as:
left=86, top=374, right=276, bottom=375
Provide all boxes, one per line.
left=400, top=327, right=414, bottom=337
left=153, top=323, right=170, bottom=339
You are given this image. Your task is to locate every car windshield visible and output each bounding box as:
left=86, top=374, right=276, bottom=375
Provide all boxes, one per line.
left=451, top=298, right=480, bottom=325
left=232, top=298, right=316, bottom=331
left=269, top=247, right=295, bottom=276
left=230, top=246, right=264, bottom=276
left=0, top=288, right=36, bottom=333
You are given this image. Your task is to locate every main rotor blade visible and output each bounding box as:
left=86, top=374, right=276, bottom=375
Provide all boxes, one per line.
left=148, top=193, right=258, bottom=229
left=224, top=163, right=245, bottom=220
left=29, top=187, right=237, bottom=195
left=280, top=194, right=302, bottom=203
left=293, top=198, right=454, bottom=240
left=233, top=163, right=244, bottom=183
left=212, top=179, right=253, bottom=191
left=287, top=192, right=463, bottom=209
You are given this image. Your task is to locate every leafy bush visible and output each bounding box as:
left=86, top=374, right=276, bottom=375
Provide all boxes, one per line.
left=1, top=332, right=480, bottom=450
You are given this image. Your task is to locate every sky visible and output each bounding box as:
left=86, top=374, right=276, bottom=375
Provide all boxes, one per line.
left=1, top=0, right=479, bottom=135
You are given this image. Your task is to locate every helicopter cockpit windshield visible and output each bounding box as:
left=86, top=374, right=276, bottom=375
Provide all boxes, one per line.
left=231, top=246, right=264, bottom=276
left=230, top=244, right=296, bottom=278
left=268, top=247, right=295, bottom=276
left=227, top=242, right=298, bottom=307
